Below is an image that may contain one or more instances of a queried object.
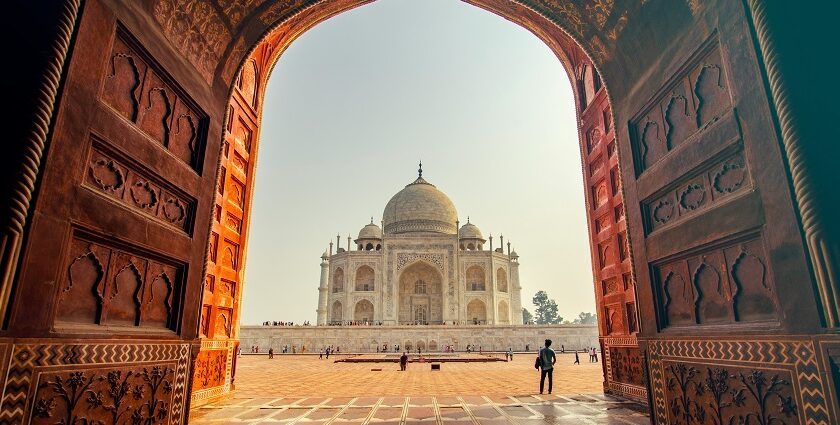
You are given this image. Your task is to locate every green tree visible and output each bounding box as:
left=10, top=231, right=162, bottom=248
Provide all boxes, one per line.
left=572, top=312, right=597, bottom=325
left=532, top=291, right=562, bottom=324
left=522, top=308, right=533, bottom=324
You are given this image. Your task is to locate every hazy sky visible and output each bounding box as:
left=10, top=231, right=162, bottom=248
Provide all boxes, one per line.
left=241, top=0, right=594, bottom=325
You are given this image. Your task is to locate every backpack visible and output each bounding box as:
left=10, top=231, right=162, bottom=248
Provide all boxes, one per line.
left=534, top=353, right=541, bottom=369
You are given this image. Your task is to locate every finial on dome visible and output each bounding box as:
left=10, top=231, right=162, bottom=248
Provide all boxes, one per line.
left=467, top=216, right=470, bottom=224
left=370, top=217, right=374, bottom=224
left=418, top=160, right=423, bottom=178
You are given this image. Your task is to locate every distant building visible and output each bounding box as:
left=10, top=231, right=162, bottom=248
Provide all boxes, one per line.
left=317, top=166, right=523, bottom=326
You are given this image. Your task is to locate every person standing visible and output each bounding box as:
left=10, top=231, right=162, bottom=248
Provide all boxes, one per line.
left=319, top=349, right=323, bottom=360
left=268, top=347, right=274, bottom=359
left=536, top=339, right=557, bottom=394
left=507, top=348, right=513, bottom=361
left=592, top=347, right=598, bottom=362
left=590, top=347, right=596, bottom=363
left=400, top=352, right=408, bottom=371
left=574, top=350, right=580, bottom=365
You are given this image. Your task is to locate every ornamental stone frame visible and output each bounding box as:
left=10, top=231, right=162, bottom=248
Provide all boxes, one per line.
left=5, top=1, right=835, bottom=423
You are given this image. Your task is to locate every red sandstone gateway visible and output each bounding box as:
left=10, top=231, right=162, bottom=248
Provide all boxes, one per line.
left=3, top=1, right=833, bottom=423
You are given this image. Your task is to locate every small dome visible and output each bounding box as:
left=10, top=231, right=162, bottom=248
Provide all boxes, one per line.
left=358, top=222, right=383, bottom=240
left=383, top=175, right=458, bottom=235
left=459, top=222, right=484, bottom=240
left=510, top=250, right=519, bottom=258
left=321, top=250, right=329, bottom=259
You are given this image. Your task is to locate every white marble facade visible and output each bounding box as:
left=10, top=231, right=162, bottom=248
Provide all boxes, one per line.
left=241, top=324, right=599, bottom=353
left=317, top=168, right=523, bottom=326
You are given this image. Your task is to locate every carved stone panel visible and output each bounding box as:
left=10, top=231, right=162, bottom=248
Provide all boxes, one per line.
left=609, top=346, right=644, bottom=387
left=102, top=37, right=145, bottom=123
left=663, top=362, right=797, bottom=425
left=649, top=339, right=828, bottom=425
left=57, top=232, right=183, bottom=332
left=85, top=141, right=195, bottom=233
left=592, top=180, right=609, bottom=208
left=645, top=151, right=751, bottom=233
left=216, top=308, right=233, bottom=338
left=100, top=26, right=206, bottom=171
left=221, top=240, right=239, bottom=271
left=653, top=235, right=777, bottom=328
left=631, top=43, right=731, bottom=174
left=0, top=342, right=188, bottom=424
left=31, top=365, right=177, bottom=424
left=191, top=349, right=227, bottom=391
left=603, top=278, right=618, bottom=296
left=200, top=305, right=212, bottom=337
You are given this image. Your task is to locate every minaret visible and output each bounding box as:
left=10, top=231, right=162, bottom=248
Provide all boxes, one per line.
left=317, top=250, right=330, bottom=325
left=510, top=249, right=523, bottom=324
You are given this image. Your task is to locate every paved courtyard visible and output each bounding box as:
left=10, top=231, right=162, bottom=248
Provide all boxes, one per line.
left=190, top=354, right=650, bottom=424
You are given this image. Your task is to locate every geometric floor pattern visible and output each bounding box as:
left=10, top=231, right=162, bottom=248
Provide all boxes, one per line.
left=230, top=354, right=607, bottom=397
left=189, top=393, right=650, bottom=424
left=190, top=355, right=649, bottom=424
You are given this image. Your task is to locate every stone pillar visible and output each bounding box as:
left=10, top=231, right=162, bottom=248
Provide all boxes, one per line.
left=317, top=254, right=329, bottom=325
left=510, top=261, right=523, bottom=325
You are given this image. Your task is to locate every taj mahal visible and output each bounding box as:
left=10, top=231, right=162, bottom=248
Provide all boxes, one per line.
left=240, top=165, right=598, bottom=352
left=316, top=165, right=523, bottom=326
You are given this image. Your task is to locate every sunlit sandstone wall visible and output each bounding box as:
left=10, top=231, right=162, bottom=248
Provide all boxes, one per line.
left=240, top=324, right=599, bottom=353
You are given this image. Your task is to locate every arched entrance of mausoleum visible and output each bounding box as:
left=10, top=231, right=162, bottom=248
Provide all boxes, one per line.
left=399, top=261, right=444, bottom=325
left=3, top=1, right=832, bottom=423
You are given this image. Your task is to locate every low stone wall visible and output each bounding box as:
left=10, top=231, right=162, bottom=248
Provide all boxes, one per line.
left=239, top=324, right=599, bottom=353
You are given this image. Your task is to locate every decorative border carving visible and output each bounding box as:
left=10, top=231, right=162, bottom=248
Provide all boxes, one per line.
left=396, top=253, right=445, bottom=274
left=602, top=335, right=638, bottom=346
left=190, top=340, right=235, bottom=406
left=647, top=338, right=830, bottom=425
left=607, top=381, right=647, bottom=401
left=644, top=150, right=750, bottom=234
left=84, top=139, right=196, bottom=233
left=384, top=219, right=457, bottom=235
left=746, top=0, right=840, bottom=328
left=0, top=341, right=188, bottom=424
left=0, top=0, right=83, bottom=337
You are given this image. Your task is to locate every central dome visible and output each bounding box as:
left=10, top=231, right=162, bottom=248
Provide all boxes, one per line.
left=383, top=176, right=458, bottom=235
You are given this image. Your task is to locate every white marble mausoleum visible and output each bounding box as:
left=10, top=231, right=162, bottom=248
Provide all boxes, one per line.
left=317, top=166, right=524, bottom=326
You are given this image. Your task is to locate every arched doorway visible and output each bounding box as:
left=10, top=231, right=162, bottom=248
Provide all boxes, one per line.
left=6, top=1, right=829, bottom=422
left=496, top=268, right=508, bottom=292
left=465, top=265, right=486, bottom=291
left=498, top=300, right=510, bottom=324
left=354, top=265, right=375, bottom=292
left=398, top=262, right=443, bottom=325
left=467, top=299, right=487, bottom=324
left=331, top=301, right=343, bottom=324
left=333, top=268, right=345, bottom=293
left=354, top=299, right=374, bottom=323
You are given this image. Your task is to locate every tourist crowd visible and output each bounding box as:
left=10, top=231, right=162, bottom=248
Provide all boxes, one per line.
left=261, top=321, right=311, bottom=326
left=327, top=320, right=384, bottom=326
